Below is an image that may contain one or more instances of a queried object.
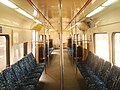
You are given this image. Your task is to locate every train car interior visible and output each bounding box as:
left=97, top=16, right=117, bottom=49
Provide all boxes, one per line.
left=0, top=0, right=120, bottom=90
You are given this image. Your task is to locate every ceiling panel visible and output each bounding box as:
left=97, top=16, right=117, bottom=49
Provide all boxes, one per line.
left=31, top=0, right=88, bottom=29
left=9, top=0, right=106, bottom=30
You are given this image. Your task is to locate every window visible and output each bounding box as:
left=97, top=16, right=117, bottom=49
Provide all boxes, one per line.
left=114, top=33, right=120, bottom=67
left=40, top=34, right=43, bottom=42
left=0, top=36, right=6, bottom=71
left=78, top=34, right=81, bottom=41
left=94, top=33, right=109, bottom=61
left=13, top=43, right=23, bottom=64
left=32, top=30, right=38, bottom=57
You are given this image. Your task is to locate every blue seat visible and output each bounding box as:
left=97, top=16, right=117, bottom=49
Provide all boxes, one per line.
left=75, top=51, right=120, bottom=90
left=106, top=65, right=120, bottom=90
left=0, top=52, right=45, bottom=90
left=114, top=76, right=120, bottom=90
left=3, top=65, right=36, bottom=90
left=27, top=53, right=46, bottom=69
left=18, top=59, right=39, bottom=83
left=99, top=61, right=111, bottom=82
left=12, top=62, right=38, bottom=86
left=23, top=57, right=42, bottom=78
left=0, top=72, right=7, bottom=89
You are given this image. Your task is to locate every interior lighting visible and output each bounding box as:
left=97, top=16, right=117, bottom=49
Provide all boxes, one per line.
left=86, top=6, right=105, bottom=17
left=0, top=0, right=42, bottom=24
left=16, top=8, right=34, bottom=19
left=69, top=22, right=81, bottom=29
left=34, top=19, right=42, bottom=24
left=86, top=0, right=117, bottom=17
left=102, top=0, right=117, bottom=7
left=0, top=0, right=18, bottom=9
left=34, top=9, right=37, bottom=17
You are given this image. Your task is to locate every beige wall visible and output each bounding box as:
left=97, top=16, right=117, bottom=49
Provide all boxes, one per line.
left=86, top=2, right=120, bottom=62
left=2, top=26, right=32, bottom=65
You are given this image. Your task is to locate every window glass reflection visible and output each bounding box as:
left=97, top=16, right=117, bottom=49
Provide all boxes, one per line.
left=95, top=34, right=109, bottom=61
left=114, top=33, right=120, bottom=67
left=0, top=36, right=6, bottom=71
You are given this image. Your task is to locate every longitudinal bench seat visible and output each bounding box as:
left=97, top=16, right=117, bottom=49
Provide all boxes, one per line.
left=76, top=51, right=120, bottom=90
left=0, top=52, right=46, bottom=90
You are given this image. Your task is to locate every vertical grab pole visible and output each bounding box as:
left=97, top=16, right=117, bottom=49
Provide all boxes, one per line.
left=43, top=21, right=46, bottom=73
left=71, top=24, right=74, bottom=63
left=58, top=0, right=64, bottom=90
left=47, top=8, right=50, bottom=65
left=48, top=27, right=50, bottom=65
left=43, top=22, right=46, bottom=61
left=75, top=19, right=78, bottom=73
left=75, top=19, right=77, bottom=60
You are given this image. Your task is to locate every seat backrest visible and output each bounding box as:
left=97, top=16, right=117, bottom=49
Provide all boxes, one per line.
left=99, top=61, right=111, bottom=82
left=0, top=73, right=6, bottom=88
left=27, top=53, right=37, bottom=66
left=27, top=55, right=36, bottom=69
left=11, top=62, right=24, bottom=81
left=18, top=59, right=29, bottom=76
left=106, top=65, right=120, bottom=90
left=23, top=57, right=32, bottom=74
left=86, top=51, right=92, bottom=62
left=91, top=55, right=100, bottom=72
left=114, top=76, right=120, bottom=90
left=96, top=58, right=105, bottom=76
left=2, top=68, right=18, bottom=85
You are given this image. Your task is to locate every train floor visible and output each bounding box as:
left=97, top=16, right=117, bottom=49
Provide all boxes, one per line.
left=36, top=49, right=88, bottom=90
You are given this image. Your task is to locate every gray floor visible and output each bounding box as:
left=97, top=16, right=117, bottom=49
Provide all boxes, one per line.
left=36, top=49, right=88, bottom=90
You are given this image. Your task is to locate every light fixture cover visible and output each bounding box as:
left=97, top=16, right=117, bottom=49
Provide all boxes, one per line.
left=86, top=6, right=105, bottom=17
left=0, top=0, right=18, bottom=9
left=16, top=8, right=34, bottom=19
left=34, top=19, right=42, bottom=24
left=102, top=0, right=117, bottom=7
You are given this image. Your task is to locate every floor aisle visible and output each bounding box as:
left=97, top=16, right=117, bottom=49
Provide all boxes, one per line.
left=36, top=49, right=88, bottom=90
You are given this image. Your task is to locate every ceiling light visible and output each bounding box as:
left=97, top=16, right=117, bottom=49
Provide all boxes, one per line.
left=69, top=22, right=81, bottom=29
left=16, top=8, right=34, bottom=19
left=34, top=19, right=42, bottom=24
left=0, top=0, right=42, bottom=24
left=0, top=0, right=18, bottom=9
left=102, top=0, right=117, bottom=7
left=76, top=22, right=81, bottom=25
left=86, top=6, right=105, bottom=17
left=34, top=9, right=37, bottom=17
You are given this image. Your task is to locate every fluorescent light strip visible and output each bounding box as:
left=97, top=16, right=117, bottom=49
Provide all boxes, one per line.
left=0, top=0, right=42, bottom=24
left=16, top=8, right=34, bottom=19
left=0, top=0, right=18, bottom=9
left=86, top=0, right=117, bottom=17
left=102, top=0, right=117, bottom=7
left=69, top=22, right=80, bottom=29
left=34, top=9, right=37, bottom=17
left=34, top=19, right=42, bottom=24
left=86, top=6, right=105, bottom=17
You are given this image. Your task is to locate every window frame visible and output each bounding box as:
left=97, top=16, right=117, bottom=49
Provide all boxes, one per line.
left=112, top=32, right=120, bottom=65
left=93, top=33, right=109, bottom=60
left=0, top=34, right=10, bottom=67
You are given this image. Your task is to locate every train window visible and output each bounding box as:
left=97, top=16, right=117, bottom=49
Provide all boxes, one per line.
left=74, top=34, right=77, bottom=40
left=40, top=34, right=43, bottom=42
left=94, top=33, right=109, bottom=61
left=114, top=33, right=120, bottom=67
left=0, top=36, right=6, bottom=71
left=32, top=30, right=37, bottom=56
left=13, top=43, right=23, bottom=64
left=78, top=34, right=81, bottom=41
